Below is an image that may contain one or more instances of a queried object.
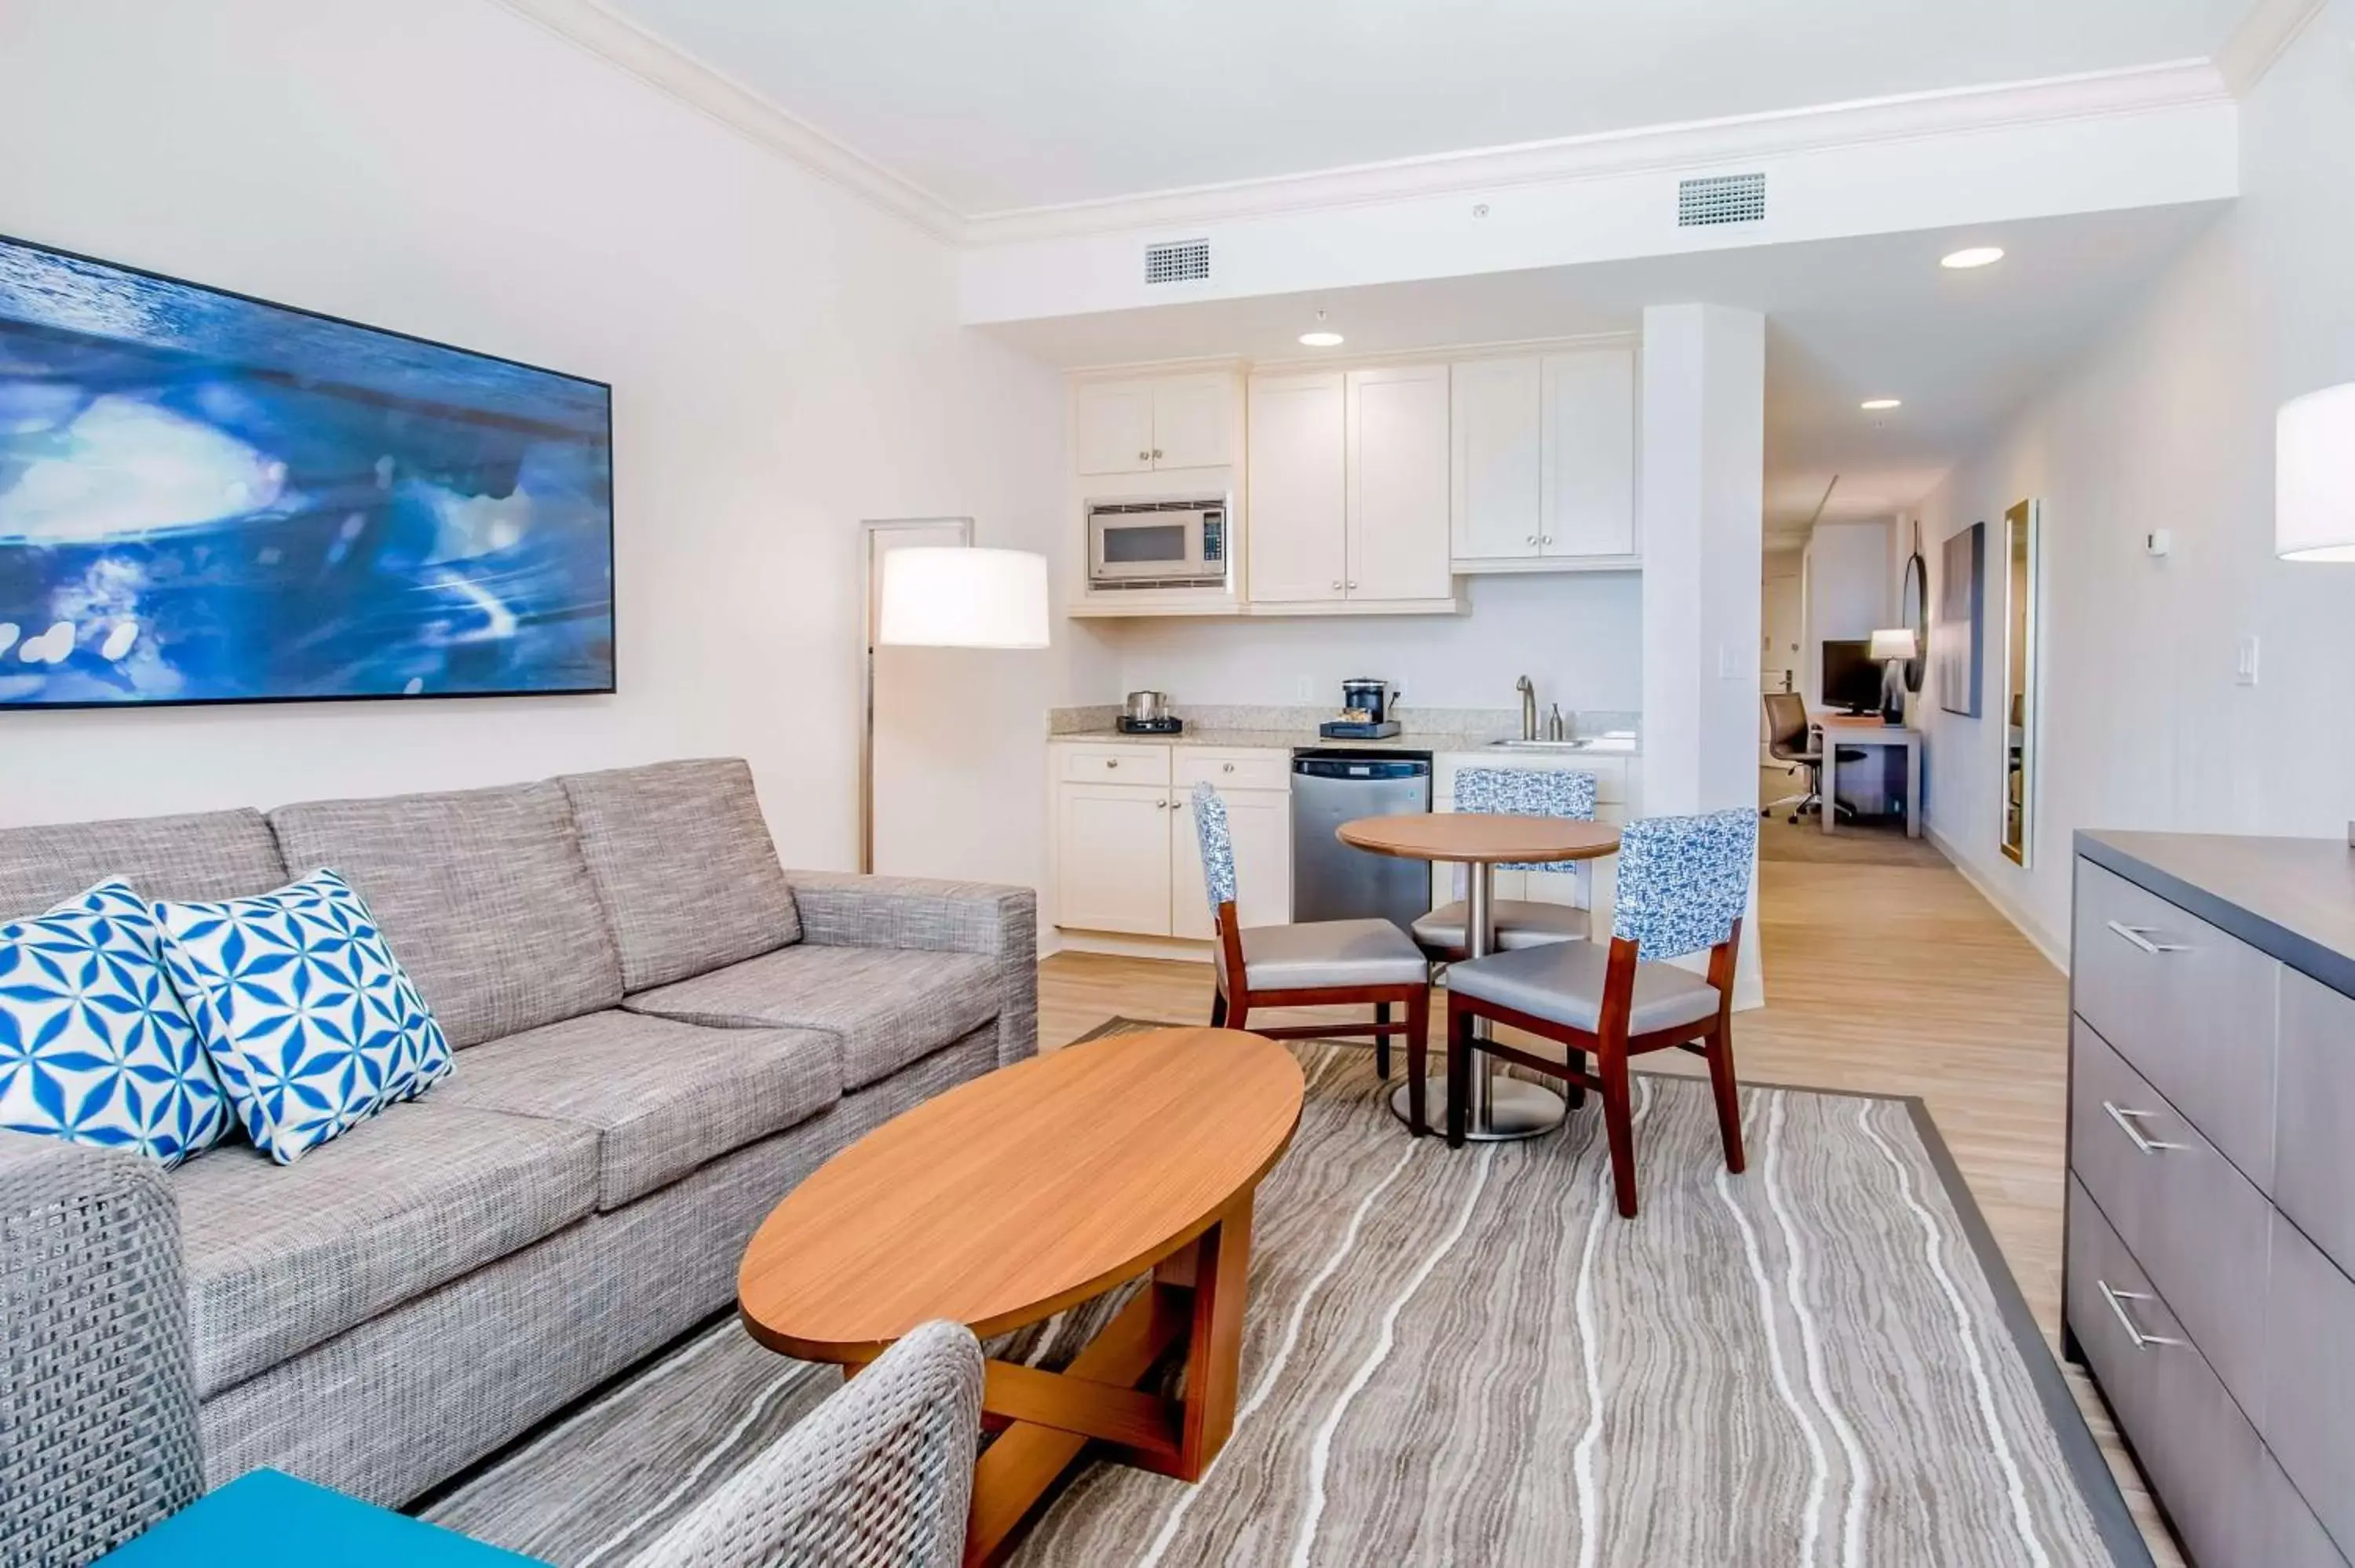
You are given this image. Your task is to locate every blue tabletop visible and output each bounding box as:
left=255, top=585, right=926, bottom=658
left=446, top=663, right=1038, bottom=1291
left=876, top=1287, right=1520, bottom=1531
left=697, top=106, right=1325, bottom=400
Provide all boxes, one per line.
left=98, top=1469, right=550, bottom=1566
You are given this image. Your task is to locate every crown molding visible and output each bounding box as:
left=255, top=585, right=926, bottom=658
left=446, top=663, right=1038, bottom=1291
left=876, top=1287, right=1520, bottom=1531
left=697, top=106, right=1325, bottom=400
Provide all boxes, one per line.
left=490, top=0, right=965, bottom=241
left=2214, top=0, right=2328, bottom=96
left=962, top=60, right=2231, bottom=247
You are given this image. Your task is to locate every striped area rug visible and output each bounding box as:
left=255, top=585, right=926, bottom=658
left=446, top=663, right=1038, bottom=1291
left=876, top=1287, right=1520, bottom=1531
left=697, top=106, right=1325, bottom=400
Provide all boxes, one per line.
left=423, top=1023, right=2145, bottom=1567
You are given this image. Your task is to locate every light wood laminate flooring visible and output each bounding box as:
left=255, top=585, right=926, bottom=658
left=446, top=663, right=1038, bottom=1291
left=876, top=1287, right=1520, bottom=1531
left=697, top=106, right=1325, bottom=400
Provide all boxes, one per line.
left=1035, top=782, right=2182, bottom=1564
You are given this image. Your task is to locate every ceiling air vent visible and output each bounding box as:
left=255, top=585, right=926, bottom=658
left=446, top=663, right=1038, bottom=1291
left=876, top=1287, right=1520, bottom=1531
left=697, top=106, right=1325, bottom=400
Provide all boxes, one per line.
left=1678, top=172, right=1766, bottom=228
left=1143, top=238, right=1212, bottom=286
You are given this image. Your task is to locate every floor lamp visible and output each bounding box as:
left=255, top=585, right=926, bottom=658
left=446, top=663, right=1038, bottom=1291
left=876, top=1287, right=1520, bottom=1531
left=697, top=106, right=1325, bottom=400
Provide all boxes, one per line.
left=860, top=540, right=1051, bottom=873
left=2276, top=382, right=2354, bottom=845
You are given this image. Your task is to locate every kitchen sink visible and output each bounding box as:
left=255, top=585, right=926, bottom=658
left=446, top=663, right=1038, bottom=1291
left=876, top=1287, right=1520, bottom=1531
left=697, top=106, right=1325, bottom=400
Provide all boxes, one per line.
left=1485, top=738, right=1595, bottom=752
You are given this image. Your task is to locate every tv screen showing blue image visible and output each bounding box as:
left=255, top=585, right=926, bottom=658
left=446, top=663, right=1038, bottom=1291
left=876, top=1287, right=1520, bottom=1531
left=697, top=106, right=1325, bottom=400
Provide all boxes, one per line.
left=0, top=233, right=614, bottom=708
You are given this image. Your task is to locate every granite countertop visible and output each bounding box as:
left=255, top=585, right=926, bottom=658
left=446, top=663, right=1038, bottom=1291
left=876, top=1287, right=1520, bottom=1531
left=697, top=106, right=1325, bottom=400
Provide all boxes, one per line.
left=1049, top=702, right=1639, bottom=757
left=1053, top=727, right=1641, bottom=757
left=2078, top=829, right=2355, bottom=997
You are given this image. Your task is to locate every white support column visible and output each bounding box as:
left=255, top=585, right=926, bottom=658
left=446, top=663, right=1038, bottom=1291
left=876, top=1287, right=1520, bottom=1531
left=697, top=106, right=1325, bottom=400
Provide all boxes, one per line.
left=1640, top=304, right=1767, bottom=1008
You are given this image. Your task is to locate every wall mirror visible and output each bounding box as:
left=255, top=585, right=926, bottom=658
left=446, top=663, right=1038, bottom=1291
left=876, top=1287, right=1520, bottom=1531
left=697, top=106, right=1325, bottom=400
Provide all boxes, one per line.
left=1999, top=498, right=2039, bottom=866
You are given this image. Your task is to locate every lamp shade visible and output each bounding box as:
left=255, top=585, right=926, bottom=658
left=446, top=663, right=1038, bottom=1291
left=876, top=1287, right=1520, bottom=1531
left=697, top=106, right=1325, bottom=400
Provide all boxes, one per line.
left=1869, top=628, right=1919, bottom=661
left=877, top=546, right=1050, bottom=648
left=2278, top=383, right=2355, bottom=562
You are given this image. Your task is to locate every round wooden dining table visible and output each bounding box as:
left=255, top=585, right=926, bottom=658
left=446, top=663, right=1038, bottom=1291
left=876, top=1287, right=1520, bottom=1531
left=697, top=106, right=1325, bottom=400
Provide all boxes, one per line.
left=1338, top=812, right=1621, bottom=1140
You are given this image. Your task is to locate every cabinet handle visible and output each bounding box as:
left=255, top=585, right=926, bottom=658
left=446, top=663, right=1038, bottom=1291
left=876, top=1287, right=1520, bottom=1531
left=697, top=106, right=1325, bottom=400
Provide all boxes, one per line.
left=2097, top=1280, right=2184, bottom=1349
left=1527, top=534, right=1539, bottom=545
left=1331, top=579, right=1343, bottom=591
left=1106, top=758, right=1119, bottom=768
left=1541, top=535, right=1554, bottom=545
left=1152, top=448, right=1163, bottom=459
left=1346, top=581, right=1358, bottom=590
left=2105, top=920, right=2186, bottom=954
left=1138, top=450, right=1152, bottom=461
left=1222, top=763, right=1235, bottom=773
left=2101, top=1101, right=2184, bottom=1154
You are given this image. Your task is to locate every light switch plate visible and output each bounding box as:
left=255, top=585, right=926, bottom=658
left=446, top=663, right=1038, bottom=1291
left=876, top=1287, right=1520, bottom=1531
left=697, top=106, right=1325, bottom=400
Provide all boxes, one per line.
left=1717, top=645, right=1744, bottom=680
left=2236, top=636, right=2260, bottom=686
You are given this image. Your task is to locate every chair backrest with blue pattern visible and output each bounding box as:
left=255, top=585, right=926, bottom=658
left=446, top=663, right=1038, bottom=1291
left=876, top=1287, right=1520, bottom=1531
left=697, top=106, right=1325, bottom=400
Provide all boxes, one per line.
left=1452, top=767, right=1599, bottom=873
left=1190, top=782, right=1238, bottom=916
left=1610, top=808, right=1758, bottom=962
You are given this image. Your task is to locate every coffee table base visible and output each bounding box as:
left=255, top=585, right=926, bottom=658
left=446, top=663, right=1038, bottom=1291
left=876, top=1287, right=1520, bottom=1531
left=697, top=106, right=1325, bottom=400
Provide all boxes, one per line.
left=1390, top=1074, right=1569, bottom=1141
left=954, top=1198, right=1252, bottom=1568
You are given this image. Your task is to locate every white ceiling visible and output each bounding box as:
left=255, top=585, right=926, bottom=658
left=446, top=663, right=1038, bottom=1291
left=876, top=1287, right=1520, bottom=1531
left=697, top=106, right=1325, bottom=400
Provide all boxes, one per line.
left=979, top=204, right=2229, bottom=543
left=597, top=0, right=2253, bottom=213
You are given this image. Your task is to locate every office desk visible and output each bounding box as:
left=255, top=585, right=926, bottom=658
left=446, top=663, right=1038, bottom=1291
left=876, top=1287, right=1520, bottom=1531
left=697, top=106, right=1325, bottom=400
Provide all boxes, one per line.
left=1815, top=715, right=1922, bottom=838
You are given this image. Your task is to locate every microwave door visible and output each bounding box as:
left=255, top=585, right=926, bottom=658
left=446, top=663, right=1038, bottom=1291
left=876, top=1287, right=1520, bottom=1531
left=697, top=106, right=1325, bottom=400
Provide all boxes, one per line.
left=1101, top=520, right=1192, bottom=572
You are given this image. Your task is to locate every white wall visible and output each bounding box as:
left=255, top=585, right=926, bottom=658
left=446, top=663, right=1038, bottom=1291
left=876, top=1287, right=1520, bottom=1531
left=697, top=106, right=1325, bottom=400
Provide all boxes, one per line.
left=0, top=0, right=1089, bottom=903
left=1101, top=571, right=1639, bottom=717
left=1920, top=0, right=2355, bottom=956
left=1800, top=520, right=1893, bottom=708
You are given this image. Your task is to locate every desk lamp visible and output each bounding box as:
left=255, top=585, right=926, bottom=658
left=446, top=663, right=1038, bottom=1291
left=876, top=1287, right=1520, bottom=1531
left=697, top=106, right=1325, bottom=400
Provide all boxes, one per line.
left=1868, top=628, right=1918, bottom=727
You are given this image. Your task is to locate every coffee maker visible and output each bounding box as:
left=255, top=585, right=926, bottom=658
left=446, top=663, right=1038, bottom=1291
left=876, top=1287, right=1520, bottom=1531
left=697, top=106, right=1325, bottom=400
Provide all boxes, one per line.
left=1320, top=677, right=1402, bottom=739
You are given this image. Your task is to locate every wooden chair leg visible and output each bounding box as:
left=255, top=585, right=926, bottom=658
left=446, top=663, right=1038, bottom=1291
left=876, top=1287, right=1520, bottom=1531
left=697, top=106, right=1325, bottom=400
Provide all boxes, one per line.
left=1445, top=998, right=1472, bottom=1148
left=1704, top=1023, right=1746, bottom=1173
left=1599, top=1044, right=1638, bottom=1218
left=1374, top=1001, right=1393, bottom=1081
left=1208, top=990, right=1228, bottom=1029
left=1403, top=989, right=1430, bottom=1136
left=1561, top=1047, right=1589, bottom=1110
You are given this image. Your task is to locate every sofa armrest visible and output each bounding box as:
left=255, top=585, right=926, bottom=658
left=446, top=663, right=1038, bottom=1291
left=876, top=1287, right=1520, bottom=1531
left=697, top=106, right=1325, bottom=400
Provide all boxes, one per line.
left=785, top=873, right=1038, bottom=1067
left=623, top=1320, right=983, bottom=1568
left=0, top=1130, right=203, bottom=1566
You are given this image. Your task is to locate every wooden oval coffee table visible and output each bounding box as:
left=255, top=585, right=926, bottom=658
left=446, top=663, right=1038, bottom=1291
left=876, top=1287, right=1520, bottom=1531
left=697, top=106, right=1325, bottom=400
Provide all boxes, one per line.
left=739, top=1026, right=1304, bottom=1568
left=1340, top=812, right=1620, bottom=1143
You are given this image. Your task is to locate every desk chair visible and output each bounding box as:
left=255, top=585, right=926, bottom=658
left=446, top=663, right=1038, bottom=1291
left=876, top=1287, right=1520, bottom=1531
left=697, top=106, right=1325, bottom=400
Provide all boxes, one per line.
left=1411, top=766, right=1599, bottom=961
left=1761, top=691, right=1857, bottom=825
left=1191, top=783, right=1435, bottom=1131
left=1443, top=808, right=1758, bottom=1217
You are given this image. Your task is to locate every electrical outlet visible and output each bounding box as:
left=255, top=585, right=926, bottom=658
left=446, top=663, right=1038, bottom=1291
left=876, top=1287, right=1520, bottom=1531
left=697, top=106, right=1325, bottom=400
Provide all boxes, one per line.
left=2236, top=635, right=2260, bottom=687
left=1293, top=675, right=1316, bottom=702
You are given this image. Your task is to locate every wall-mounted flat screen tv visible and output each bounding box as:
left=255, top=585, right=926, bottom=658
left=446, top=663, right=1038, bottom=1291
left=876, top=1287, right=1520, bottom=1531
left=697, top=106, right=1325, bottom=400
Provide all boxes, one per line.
left=0, top=233, right=614, bottom=708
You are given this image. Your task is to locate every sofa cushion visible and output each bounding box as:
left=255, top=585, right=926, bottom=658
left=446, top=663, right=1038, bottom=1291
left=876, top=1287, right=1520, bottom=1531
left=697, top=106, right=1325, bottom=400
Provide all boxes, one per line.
left=559, top=760, right=801, bottom=994
left=0, top=808, right=287, bottom=924
left=623, top=945, right=999, bottom=1090
left=433, top=1010, right=840, bottom=1209
left=268, top=782, right=623, bottom=1048
left=174, top=1096, right=598, bottom=1398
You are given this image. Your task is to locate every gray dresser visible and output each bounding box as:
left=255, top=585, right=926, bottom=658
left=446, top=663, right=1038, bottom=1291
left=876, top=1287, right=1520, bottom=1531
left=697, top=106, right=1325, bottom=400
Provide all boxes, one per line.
left=2070, top=831, right=2355, bottom=1567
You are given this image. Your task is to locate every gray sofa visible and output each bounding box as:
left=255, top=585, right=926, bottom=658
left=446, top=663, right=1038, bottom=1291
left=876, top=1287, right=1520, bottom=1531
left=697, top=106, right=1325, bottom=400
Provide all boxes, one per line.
left=0, top=757, right=1035, bottom=1510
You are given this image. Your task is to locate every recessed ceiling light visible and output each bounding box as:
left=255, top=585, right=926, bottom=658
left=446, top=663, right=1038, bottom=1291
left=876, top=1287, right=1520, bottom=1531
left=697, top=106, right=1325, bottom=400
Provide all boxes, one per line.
left=1298, top=331, right=1345, bottom=348
left=1941, top=246, right=2005, bottom=270
left=1860, top=398, right=1902, bottom=411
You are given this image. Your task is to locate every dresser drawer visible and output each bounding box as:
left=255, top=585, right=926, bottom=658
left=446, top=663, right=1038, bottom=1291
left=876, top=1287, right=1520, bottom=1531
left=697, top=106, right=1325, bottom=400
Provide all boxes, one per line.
left=2072, top=859, right=2279, bottom=1183
left=2265, top=1212, right=2355, bottom=1557
left=2070, top=1017, right=2273, bottom=1413
left=1055, top=743, right=1172, bottom=786
left=2276, top=968, right=2355, bottom=1281
left=2255, top=1443, right=2348, bottom=1568
left=1174, top=750, right=1291, bottom=793
left=2067, top=1179, right=2264, bottom=1568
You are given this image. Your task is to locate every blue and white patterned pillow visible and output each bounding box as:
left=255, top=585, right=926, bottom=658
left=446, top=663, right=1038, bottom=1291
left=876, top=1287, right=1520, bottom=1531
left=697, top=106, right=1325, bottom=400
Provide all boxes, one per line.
left=0, top=879, right=232, bottom=1167
left=154, top=870, right=452, bottom=1165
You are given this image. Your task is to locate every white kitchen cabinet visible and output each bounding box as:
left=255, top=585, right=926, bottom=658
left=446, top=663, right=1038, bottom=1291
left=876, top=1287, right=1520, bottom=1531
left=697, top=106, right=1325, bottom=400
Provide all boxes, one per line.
left=1345, top=365, right=1454, bottom=603
left=1246, top=371, right=1348, bottom=603
left=1075, top=374, right=1232, bottom=476
left=1542, top=348, right=1637, bottom=559
left=1449, top=347, right=1638, bottom=571
left=1055, top=782, right=1175, bottom=934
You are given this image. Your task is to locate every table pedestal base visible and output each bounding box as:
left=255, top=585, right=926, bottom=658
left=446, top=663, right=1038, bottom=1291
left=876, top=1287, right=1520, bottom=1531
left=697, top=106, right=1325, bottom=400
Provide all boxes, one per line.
left=1390, top=1074, right=1568, bottom=1141
left=956, top=1199, right=1251, bottom=1567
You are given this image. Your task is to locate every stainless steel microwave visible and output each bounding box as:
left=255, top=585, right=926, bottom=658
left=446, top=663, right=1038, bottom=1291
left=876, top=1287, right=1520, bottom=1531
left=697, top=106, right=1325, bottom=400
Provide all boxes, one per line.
left=1086, top=498, right=1229, bottom=589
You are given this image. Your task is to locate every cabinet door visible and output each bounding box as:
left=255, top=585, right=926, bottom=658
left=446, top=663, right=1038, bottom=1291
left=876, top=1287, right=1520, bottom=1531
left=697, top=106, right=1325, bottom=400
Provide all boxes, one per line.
left=1247, top=372, right=1347, bottom=603
left=1541, top=348, right=1636, bottom=557
left=1174, top=787, right=1292, bottom=940
left=1151, top=374, right=1230, bottom=469
left=1057, top=783, right=1174, bottom=935
left=1075, top=381, right=1156, bottom=476
left=1451, top=358, right=1543, bottom=561
left=1346, top=364, right=1453, bottom=600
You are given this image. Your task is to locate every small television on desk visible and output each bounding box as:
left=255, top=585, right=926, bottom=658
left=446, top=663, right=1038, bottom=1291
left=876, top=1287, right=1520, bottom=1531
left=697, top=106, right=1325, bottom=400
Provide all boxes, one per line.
left=1821, top=639, right=1882, bottom=715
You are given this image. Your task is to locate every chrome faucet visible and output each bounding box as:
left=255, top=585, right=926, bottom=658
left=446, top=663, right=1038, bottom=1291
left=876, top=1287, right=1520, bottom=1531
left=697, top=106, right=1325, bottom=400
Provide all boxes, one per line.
left=1516, top=675, right=1536, bottom=741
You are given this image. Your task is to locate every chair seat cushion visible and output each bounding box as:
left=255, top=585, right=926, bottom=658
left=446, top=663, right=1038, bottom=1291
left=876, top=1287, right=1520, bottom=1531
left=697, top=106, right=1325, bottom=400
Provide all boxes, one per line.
left=173, top=1097, right=598, bottom=1398
left=1229, top=919, right=1428, bottom=991
left=622, top=945, right=999, bottom=1091
left=1446, top=941, right=1722, bottom=1037
left=1411, top=899, right=1590, bottom=957
left=433, top=1010, right=841, bottom=1209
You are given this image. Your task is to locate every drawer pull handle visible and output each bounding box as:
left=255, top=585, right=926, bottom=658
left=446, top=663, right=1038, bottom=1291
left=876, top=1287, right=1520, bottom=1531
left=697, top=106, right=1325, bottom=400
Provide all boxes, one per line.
left=2098, top=1280, right=2184, bottom=1349
left=2105, top=920, right=2186, bottom=955
left=2102, top=1101, right=2184, bottom=1154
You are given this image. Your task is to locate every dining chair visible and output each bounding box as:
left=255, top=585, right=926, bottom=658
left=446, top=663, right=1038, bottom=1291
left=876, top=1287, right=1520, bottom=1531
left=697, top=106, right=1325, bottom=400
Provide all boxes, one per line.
left=1442, top=807, right=1758, bottom=1216
left=1190, top=782, right=1436, bottom=1130
left=1410, top=766, right=1599, bottom=960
